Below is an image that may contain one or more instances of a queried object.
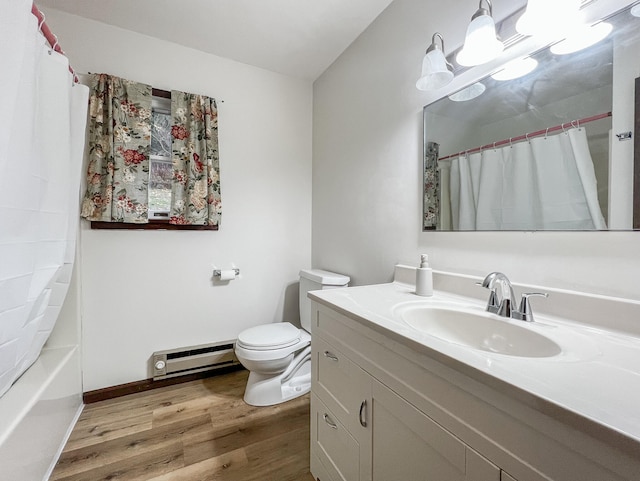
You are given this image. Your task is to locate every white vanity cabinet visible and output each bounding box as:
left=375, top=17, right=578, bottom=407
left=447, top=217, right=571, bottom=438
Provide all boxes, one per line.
left=311, top=311, right=500, bottom=481
left=309, top=300, right=639, bottom=481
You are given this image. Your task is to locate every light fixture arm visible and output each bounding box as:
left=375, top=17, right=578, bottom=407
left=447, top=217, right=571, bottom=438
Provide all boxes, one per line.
left=426, top=32, right=446, bottom=54
left=472, top=0, right=493, bottom=20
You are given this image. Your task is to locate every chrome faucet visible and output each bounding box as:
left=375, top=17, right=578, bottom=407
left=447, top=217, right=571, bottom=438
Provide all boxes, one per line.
left=478, top=272, right=548, bottom=322
left=479, top=272, right=516, bottom=317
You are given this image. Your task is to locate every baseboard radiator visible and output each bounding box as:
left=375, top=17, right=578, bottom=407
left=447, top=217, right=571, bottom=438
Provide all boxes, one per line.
left=152, top=341, right=239, bottom=380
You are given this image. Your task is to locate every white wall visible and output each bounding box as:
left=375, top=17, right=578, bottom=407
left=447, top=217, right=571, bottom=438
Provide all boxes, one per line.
left=43, top=8, right=313, bottom=391
left=313, top=0, right=640, bottom=302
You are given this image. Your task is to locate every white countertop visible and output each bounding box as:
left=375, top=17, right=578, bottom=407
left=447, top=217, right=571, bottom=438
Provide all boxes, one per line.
left=309, top=281, right=640, bottom=447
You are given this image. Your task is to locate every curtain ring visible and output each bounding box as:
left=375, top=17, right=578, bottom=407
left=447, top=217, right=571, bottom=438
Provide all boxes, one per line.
left=493, top=141, right=497, bottom=151
left=571, top=119, right=578, bottom=130
left=545, top=127, right=549, bottom=139
left=51, top=35, right=59, bottom=52
left=509, top=137, right=513, bottom=148
left=561, top=122, right=567, bottom=134
left=576, top=119, right=581, bottom=130
left=38, top=12, right=46, bottom=31
left=525, top=132, right=530, bottom=143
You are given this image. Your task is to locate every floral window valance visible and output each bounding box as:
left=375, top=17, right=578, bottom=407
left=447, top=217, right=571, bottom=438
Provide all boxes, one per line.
left=81, top=73, right=221, bottom=227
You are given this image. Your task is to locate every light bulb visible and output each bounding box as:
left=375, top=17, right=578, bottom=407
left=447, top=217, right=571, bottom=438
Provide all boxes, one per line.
left=456, top=10, right=504, bottom=67
left=516, top=0, right=582, bottom=39
left=416, top=49, right=454, bottom=90
left=417, top=33, right=454, bottom=91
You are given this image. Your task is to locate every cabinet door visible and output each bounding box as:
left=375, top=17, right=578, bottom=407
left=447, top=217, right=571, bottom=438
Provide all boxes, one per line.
left=371, top=380, right=500, bottom=481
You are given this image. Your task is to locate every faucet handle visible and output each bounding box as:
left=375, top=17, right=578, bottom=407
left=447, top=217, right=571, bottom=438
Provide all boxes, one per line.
left=512, top=292, right=549, bottom=322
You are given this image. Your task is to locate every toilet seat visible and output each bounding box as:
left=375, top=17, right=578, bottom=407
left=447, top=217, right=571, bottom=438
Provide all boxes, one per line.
left=235, top=323, right=310, bottom=362
left=237, top=322, right=301, bottom=350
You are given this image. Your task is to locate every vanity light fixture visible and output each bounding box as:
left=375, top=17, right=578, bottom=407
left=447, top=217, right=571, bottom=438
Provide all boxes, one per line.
left=416, top=32, right=454, bottom=91
left=550, top=21, right=613, bottom=55
left=491, top=56, right=538, bottom=81
left=456, top=0, right=504, bottom=67
left=448, top=82, right=486, bottom=102
left=515, top=0, right=582, bottom=39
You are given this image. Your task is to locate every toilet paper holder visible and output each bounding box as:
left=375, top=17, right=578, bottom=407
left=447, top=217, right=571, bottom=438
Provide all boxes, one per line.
left=213, top=268, right=240, bottom=277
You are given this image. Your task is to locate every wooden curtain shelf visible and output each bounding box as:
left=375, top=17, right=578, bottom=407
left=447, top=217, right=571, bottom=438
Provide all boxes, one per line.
left=90, top=221, right=218, bottom=231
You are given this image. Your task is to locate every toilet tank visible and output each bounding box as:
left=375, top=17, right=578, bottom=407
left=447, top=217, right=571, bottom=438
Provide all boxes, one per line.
left=299, top=269, right=350, bottom=332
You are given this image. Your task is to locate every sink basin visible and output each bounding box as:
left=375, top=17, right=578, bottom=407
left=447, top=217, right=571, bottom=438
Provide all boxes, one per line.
left=398, top=306, right=562, bottom=358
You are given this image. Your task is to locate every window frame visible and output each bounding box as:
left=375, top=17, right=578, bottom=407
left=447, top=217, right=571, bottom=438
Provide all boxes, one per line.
left=90, top=88, right=218, bottom=231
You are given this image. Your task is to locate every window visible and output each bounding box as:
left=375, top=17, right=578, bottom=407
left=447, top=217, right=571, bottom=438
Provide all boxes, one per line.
left=149, top=93, right=172, bottom=220
left=90, top=87, right=218, bottom=230
left=83, top=75, right=221, bottom=230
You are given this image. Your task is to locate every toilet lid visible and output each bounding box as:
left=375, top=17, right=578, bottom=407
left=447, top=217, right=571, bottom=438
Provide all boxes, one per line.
left=237, top=323, right=301, bottom=350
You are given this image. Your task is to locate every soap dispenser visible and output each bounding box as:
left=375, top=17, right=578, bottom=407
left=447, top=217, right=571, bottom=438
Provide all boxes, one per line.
left=415, top=254, right=433, bottom=297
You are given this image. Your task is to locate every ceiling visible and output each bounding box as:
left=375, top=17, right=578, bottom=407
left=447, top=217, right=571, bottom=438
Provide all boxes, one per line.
left=37, top=0, right=395, bottom=81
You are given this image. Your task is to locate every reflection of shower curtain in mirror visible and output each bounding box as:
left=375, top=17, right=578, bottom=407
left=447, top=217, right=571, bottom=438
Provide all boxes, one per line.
left=449, top=128, right=607, bottom=230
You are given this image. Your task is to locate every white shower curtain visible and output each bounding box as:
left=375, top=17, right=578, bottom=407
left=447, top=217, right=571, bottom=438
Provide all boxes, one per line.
left=0, top=0, right=89, bottom=398
left=450, top=153, right=478, bottom=230
left=449, top=128, right=606, bottom=231
left=532, top=128, right=606, bottom=230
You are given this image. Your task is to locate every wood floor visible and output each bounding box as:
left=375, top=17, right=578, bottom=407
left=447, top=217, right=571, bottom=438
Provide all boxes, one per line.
left=50, top=370, right=315, bottom=481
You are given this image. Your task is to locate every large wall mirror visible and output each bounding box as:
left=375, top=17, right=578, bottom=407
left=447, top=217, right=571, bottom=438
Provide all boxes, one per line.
left=423, top=1, right=640, bottom=231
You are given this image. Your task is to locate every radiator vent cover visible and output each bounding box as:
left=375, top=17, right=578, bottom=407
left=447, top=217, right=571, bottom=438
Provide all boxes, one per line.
left=152, top=341, right=239, bottom=380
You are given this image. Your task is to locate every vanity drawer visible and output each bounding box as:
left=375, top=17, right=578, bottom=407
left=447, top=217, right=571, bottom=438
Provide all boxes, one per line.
left=311, top=394, right=361, bottom=481
left=310, top=453, right=334, bottom=481
left=313, top=335, right=370, bottom=431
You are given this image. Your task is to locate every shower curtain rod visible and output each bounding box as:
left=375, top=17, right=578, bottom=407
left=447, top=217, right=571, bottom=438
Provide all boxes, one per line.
left=438, top=111, right=612, bottom=161
left=31, top=2, right=78, bottom=83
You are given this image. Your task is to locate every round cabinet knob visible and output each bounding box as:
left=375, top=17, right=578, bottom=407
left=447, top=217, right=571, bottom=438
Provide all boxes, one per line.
left=155, top=360, right=166, bottom=370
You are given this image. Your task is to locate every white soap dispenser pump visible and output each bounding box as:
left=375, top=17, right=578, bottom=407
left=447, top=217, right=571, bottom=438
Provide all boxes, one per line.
left=415, top=254, right=433, bottom=297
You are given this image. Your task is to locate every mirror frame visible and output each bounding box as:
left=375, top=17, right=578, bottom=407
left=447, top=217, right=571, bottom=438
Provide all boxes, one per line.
left=634, top=76, right=640, bottom=228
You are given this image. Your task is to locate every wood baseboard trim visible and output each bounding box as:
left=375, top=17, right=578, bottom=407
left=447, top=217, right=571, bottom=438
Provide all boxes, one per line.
left=83, top=364, right=245, bottom=404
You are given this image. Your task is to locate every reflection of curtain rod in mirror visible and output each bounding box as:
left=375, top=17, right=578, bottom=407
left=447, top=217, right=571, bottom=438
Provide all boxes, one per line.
left=437, top=111, right=611, bottom=161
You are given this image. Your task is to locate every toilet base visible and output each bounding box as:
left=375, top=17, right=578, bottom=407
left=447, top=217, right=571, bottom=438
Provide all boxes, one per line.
left=243, top=349, right=311, bottom=406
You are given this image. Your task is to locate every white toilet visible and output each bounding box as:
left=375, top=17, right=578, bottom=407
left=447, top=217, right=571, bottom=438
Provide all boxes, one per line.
left=235, top=269, right=350, bottom=406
